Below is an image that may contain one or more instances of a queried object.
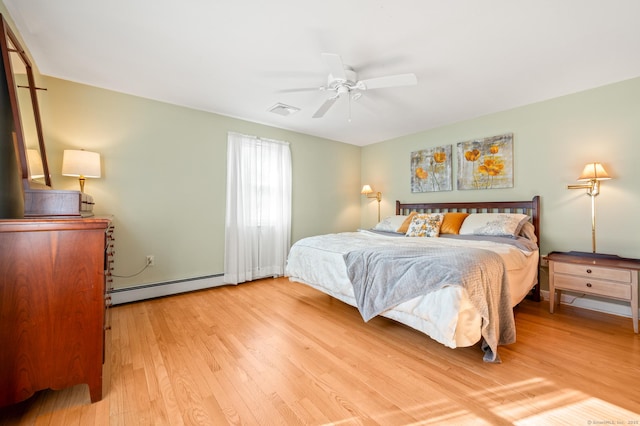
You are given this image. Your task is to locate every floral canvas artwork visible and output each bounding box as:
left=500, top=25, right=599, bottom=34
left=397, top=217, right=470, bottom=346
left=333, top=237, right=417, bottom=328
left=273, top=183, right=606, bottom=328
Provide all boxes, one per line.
left=456, top=133, right=513, bottom=190
left=410, top=145, right=452, bottom=193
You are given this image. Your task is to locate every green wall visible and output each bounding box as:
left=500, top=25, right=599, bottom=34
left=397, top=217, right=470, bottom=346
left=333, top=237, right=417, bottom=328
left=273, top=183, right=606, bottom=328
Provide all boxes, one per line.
left=35, top=75, right=640, bottom=292
left=361, top=77, right=640, bottom=260
left=40, top=77, right=361, bottom=289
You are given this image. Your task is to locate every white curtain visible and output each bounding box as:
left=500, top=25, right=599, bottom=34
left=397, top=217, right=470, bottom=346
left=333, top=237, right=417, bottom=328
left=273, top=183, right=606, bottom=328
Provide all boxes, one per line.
left=224, top=132, right=292, bottom=284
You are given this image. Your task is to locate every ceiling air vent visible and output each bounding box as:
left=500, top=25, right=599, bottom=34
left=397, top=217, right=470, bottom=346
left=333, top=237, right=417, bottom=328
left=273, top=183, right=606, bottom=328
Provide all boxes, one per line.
left=268, top=103, right=300, bottom=117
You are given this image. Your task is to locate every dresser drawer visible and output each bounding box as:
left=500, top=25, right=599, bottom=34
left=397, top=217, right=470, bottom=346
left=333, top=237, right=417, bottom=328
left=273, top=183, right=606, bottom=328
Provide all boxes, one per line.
left=553, top=262, right=632, bottom=283
left=554, top=274, right=632, bottom=300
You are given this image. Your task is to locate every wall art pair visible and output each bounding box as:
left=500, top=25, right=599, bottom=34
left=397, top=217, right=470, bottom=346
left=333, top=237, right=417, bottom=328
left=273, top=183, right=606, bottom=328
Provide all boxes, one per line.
left=410, top=133, right=513, bottom=193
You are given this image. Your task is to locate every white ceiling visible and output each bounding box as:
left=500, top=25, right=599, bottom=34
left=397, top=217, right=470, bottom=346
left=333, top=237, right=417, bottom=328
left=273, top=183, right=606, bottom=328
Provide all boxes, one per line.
left=4, top=0, right=640, bottom=146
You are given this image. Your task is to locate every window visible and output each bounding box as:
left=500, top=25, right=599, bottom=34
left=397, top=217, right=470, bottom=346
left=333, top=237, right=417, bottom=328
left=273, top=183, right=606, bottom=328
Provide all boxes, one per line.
left=224, top=132, right=292, bottom=284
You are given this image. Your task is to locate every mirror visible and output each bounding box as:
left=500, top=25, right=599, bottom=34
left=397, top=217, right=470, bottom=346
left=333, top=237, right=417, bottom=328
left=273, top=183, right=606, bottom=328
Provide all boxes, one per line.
left=1, top=14, right=85, bottom=219
left=0, top=14, right=51, bottom=189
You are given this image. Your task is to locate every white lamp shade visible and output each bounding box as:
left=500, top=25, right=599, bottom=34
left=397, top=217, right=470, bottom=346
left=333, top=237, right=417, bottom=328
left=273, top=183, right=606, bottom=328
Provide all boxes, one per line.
left=577, top=162, right=611, bottom=181
left=361, top=184, right=373, bottom=194
left=27, top=148, right=45, bottom=179
left=62, top=149, right=101, bottom=178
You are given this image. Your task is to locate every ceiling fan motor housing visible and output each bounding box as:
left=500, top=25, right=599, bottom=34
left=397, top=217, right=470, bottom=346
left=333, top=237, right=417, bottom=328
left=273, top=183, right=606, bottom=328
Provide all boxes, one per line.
left=327, top=68, right=358, bottom=90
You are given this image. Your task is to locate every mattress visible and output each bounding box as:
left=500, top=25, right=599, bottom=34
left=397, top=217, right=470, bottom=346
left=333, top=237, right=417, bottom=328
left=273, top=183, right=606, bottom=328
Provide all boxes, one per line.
left=286, top=230, right=538, bottom=349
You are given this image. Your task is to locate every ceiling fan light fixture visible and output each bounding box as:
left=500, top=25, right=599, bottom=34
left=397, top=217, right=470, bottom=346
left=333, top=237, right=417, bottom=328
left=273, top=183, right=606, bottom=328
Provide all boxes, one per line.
left=268, top=103, right=300, bottom=117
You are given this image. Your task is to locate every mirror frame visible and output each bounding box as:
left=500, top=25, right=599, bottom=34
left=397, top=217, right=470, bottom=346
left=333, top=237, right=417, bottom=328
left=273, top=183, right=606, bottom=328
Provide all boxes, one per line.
left=0, top=14, right=51, bottom=189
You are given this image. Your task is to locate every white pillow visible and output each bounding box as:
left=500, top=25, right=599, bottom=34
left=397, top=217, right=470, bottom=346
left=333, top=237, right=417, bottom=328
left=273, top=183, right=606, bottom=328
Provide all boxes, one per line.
left=519, top=221, right=537, bottom=243
left=373, top=215, right=408, bottom=233
left=459, top=213, right=529, bottom=237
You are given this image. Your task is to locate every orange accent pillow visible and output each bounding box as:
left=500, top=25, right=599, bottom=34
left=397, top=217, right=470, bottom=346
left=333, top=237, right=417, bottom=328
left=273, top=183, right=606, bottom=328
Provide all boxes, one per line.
left=397, top=212, right=417, bottom=234
left=440, top=212, right=470, bottom=234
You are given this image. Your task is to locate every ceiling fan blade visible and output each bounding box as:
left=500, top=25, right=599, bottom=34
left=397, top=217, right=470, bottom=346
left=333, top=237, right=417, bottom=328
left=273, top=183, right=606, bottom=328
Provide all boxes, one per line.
left=357, top=73, right=417, bottom=90
left=277, top=87, right=321, bottom=93
left=312, top=97, right=338, bottom=118
left=321, top=53, right=347, bottom=81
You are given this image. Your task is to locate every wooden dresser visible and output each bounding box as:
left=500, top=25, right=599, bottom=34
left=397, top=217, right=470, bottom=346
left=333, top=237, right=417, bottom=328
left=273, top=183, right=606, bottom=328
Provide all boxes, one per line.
left=0, top=217, right=114, bottom=406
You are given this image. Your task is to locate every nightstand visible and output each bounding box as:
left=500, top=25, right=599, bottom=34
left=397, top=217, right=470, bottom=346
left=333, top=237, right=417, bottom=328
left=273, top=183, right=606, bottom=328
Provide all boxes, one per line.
left=546, top=251, right=639, bottom=333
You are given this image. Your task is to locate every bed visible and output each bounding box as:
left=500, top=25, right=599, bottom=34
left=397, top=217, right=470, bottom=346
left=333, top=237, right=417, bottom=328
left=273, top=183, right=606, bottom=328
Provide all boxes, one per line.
left=285, top=196, right=540, bottom=362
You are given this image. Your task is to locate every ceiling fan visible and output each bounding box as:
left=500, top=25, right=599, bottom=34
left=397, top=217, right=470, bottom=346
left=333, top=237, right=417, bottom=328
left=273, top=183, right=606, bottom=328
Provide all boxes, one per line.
left=310, top=53, right=418, bottom=119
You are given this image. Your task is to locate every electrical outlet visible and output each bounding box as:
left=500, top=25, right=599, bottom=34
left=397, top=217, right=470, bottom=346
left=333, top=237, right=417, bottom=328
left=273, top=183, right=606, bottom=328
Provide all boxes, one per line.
left=540, top=255, right=548, bottom=268
left=146, top=255, right=155, bottom=266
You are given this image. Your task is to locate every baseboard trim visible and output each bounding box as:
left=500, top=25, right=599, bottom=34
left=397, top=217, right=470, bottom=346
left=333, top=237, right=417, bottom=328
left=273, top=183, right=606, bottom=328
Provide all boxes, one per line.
left=540, top=290, right=637, bottom=319
left=111, top=280, right=637, bottom=320
left=110, top=274, right=228, bottom=305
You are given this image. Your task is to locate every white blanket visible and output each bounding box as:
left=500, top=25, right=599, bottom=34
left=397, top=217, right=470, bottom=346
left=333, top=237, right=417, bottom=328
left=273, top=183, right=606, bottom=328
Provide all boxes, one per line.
left=344, top=244, right=514, bottom=362
left=286, top=231, right=538, bottom=360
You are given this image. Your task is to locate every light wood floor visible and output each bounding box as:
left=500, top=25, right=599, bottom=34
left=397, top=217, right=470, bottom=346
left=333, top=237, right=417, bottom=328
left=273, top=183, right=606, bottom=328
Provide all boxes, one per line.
left=1, top=277, right=639, bottom=425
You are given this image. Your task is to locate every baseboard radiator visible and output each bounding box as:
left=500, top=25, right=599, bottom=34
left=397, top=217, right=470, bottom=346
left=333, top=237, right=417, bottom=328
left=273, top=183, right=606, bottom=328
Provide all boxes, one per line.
left=540, top=290, right=638, bottom=319
left=110, top=278, right=637, bottom=322
left=110, top=274, right=227, bottom=305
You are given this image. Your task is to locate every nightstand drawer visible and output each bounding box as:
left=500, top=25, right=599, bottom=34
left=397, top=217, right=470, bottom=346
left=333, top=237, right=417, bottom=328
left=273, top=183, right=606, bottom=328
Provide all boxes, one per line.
left=554, top=274, right=631, bottom=300
left=554, top=262, right=632, bottom=283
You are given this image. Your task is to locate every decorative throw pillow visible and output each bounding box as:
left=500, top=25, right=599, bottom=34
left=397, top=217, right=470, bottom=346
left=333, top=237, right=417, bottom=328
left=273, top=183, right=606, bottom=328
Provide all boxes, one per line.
left=458, top=213, right=530, bottom=237
left=440, top=212, right=470, bottom=234
left=373, top=215, right=410, bottom=233
left=405, top=213, right=444, bottom=237
left=397, top=212, right=417, bottom=234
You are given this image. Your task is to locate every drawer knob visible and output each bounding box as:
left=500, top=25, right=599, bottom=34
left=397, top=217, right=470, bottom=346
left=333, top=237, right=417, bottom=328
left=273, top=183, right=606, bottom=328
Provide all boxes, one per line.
left=586, top=282, right=592, bottom=288
left=586, top=269, right=592, bottom=274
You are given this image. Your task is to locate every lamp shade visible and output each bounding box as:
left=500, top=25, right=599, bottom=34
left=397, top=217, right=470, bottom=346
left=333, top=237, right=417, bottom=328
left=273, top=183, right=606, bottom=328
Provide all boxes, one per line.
left=62, top=150, right=101, bottom=178
left=361, top=184, right=373, bottom=195
left=27, top=149, right=45, bottom=179
left=577, top=162, right=610, bottom=181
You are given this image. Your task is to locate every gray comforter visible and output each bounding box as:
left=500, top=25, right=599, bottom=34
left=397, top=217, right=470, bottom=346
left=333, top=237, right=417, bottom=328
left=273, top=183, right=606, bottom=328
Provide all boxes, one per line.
left=344, top=245, right=516, bottom=362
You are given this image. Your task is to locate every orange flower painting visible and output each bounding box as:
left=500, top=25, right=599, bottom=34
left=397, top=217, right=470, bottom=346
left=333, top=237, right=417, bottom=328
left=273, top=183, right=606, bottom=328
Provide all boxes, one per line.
left=456, top=133, right=513, bottom=190
left=411, top=145, right=452, bottom=193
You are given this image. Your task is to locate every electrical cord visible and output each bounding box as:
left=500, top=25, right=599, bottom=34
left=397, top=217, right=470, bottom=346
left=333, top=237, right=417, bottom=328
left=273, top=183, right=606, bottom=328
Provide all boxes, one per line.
left=112, top=261, right=151, bottom=278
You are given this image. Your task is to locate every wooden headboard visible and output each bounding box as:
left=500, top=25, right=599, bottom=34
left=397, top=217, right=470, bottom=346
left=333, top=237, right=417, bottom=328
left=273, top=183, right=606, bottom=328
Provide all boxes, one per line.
left=396, top=195, right=541, bottom=301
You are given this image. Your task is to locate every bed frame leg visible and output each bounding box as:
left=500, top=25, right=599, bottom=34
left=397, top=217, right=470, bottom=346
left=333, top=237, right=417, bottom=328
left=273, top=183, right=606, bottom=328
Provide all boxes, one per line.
left=526, top=284, right=541, bottom=302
